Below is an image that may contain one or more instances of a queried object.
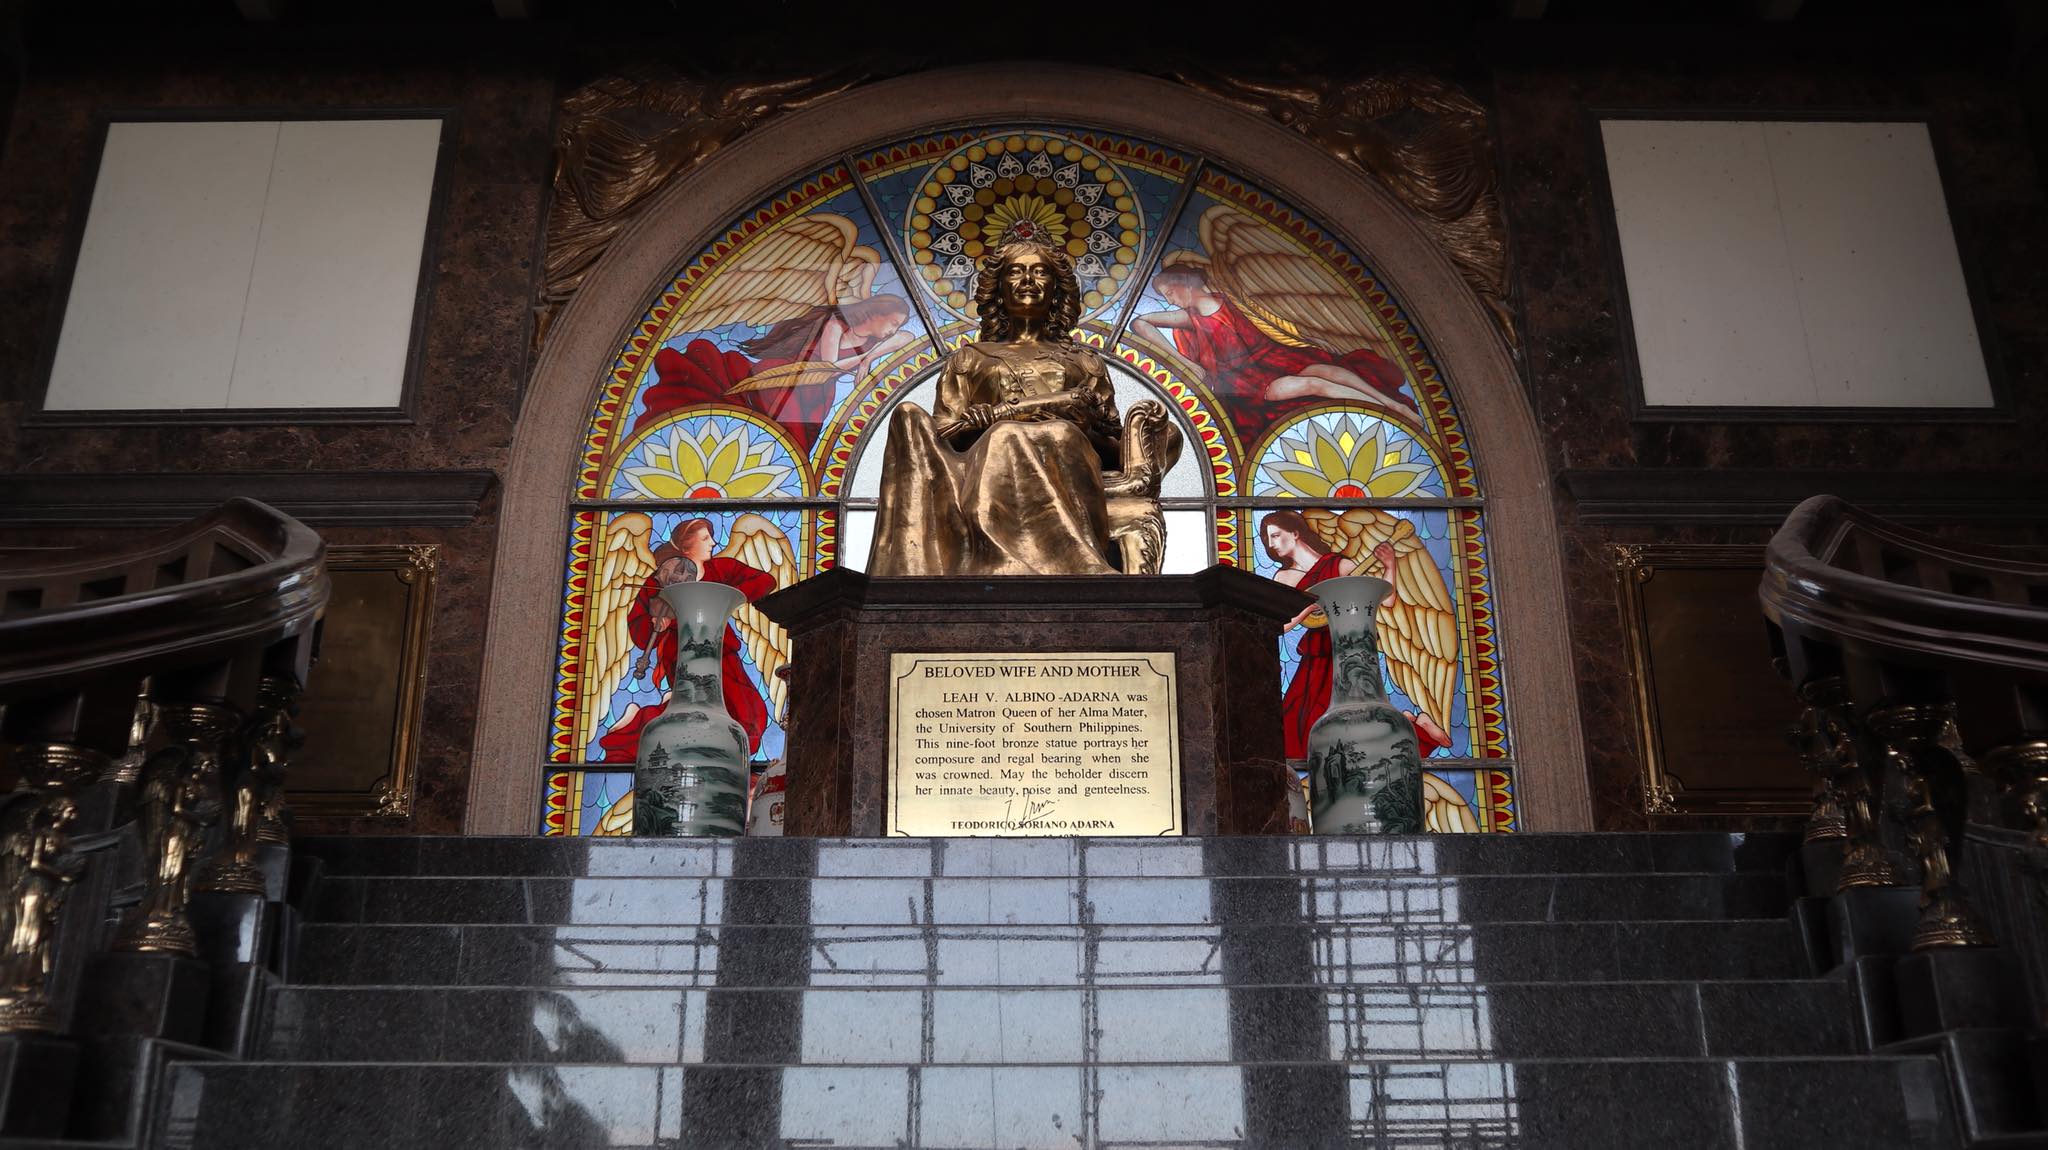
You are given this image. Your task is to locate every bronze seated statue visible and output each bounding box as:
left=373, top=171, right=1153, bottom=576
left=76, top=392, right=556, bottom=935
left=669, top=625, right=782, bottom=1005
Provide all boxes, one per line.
left=869, top=237, right=1183, bottom=577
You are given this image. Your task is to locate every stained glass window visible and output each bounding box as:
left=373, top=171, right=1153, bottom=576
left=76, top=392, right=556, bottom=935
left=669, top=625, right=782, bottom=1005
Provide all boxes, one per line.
left=545, top=126, right=1515, bottom=835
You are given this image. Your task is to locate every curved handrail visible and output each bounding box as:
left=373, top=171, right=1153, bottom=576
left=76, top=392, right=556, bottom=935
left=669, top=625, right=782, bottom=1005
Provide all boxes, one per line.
left=1760, top=494, right=2048, bottom=676
left=0, top=498, right=329, bottom=700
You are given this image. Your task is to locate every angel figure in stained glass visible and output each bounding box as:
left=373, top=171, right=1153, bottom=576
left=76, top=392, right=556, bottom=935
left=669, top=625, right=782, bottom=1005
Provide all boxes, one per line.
left=1261, top=509, right=1456, bottom=762
left=582, top=513, right=797, bottom=767
left=1423, top=773, right=1480, bottom=833
left=1130, top=205, right=1415, bottom=448
left=632, top=213, right=916, bottom=453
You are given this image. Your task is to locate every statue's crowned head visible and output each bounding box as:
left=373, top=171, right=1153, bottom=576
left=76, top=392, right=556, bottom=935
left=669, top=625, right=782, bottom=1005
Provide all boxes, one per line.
left=974, top=235, right=1081, bottom=341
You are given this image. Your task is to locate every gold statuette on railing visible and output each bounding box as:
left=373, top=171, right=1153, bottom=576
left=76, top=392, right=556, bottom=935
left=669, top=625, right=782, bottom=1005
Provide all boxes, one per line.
left=1867, top=700, right=1995, bottom=950
left=0, top=743, right=102, bottom=1034
left=116, top=703, right=232, bottom=955
left=105, top=689, right=156, bottom=787
left=1985, top=740, right=2048, bottom=851
left=1788, top=706, right=1848, bottom=844
left=253, top=674, right=302, bottom=846
left=200, top=676, right=300, bottom=894
left=1803, top=678, right=1903, bottom=891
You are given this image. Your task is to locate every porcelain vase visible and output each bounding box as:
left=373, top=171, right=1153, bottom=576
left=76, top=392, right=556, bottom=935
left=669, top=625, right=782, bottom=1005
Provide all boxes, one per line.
left=1305, top=574, right=1425, bottom=834
left=633, top=581, right=750, bottom=837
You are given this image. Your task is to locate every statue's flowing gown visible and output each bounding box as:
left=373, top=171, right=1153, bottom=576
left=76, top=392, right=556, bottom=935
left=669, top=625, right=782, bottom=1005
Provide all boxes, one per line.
left=871, top=341, right=1123, bottom=576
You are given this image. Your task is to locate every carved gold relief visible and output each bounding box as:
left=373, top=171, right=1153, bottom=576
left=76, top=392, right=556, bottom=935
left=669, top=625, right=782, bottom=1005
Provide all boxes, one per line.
left=1174, top=67, right=1516, bottom=350
left=536, top=69, right=867, bottom=350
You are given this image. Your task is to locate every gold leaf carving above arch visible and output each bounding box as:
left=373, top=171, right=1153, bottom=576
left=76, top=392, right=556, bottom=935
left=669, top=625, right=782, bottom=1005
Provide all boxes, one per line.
left=1173, top=67, right=1516, bottom=352
left=534, top=66, right=1515, bottom=355
left=534, top=68, right=868, bottom=350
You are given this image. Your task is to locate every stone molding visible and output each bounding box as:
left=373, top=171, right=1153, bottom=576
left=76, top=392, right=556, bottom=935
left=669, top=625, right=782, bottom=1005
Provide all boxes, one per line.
left=1563, top=469, right=2048, bottom=526
left=0, top=471, right=497, bottom=528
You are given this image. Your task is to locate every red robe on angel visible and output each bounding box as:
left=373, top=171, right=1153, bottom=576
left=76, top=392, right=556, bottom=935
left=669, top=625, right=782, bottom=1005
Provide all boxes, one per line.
left=631, top=342, right=832, bottom=453
left=596, top=555, right=778, bottom=762
left=1281, top=551, right=1452, bottom=762
left=1170, top=296, right=1413, bottom=448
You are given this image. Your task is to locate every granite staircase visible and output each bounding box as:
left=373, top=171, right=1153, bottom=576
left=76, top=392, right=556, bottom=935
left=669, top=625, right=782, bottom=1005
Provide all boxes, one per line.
left=120, top=831, right=2002, bottom=1149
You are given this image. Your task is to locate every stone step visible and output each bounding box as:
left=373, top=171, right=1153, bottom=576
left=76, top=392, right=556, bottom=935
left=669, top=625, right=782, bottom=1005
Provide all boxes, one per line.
left=295, top=832, right=1801, bottom=879
left=261, top=981, right=1855, bottom=1065
left=292, top=919, right=1810, bottom=988
left=157, top=1055, right=1956, bottom=1150
left=305, top=872, right=1792, bottom=927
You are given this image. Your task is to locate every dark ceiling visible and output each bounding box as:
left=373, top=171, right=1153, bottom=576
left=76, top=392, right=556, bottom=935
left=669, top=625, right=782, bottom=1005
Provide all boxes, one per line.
left=11, top=0, right=2040, bottom=70
left=3, top=0, right=2042, bottom=170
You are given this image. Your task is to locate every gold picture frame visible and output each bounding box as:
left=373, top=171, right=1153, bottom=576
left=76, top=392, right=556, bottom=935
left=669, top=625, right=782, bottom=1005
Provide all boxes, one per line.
left=287, top=544, right=437, bottom=818
left=1613, top=543, right=1806, bottom=818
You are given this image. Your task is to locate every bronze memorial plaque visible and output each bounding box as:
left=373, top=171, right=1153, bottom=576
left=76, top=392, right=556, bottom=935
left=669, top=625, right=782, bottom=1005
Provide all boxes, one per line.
left=887, top=652, right=1182, bottom=837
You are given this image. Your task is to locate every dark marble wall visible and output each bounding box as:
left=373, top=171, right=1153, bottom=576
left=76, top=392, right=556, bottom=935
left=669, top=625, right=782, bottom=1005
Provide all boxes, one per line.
left=1494, top=63, right=2048, bottom=828
left=0, top=40, right=555, bottom=833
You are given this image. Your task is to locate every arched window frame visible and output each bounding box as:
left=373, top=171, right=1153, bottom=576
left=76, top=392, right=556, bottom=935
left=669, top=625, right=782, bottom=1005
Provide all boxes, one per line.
left=470, top=68, right=1589, bottom=838
left=538, top=122, right=1517, bottom=837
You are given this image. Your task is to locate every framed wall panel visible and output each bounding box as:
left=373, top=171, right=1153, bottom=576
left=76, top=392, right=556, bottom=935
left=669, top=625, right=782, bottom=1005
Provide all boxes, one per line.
left=1613, top=543, right=1806, bottom=817
left=288, top=544, right=437, bottom=818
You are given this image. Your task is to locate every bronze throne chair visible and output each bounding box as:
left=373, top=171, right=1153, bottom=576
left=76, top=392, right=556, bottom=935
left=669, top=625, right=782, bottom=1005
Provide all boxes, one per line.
left=1101, top=401, right=1186, bottom=575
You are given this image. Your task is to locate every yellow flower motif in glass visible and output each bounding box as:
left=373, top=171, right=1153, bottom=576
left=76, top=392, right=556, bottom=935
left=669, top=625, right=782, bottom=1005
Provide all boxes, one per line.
left=616, top=418, right=799, bottom=501
left=1257, top=412, right=1440, bottom=500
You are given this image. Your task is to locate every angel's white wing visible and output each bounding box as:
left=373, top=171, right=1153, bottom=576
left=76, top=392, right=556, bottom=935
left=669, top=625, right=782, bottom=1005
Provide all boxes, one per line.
left=719, top=513, right=800, bottom=723
left=1198, top=205, right=1397, bottom=361
left=579, top=514, right=658, bottom=753
left=680, top=213, right=881, bottom=331
left=1304, top=508, right=1458, bottom=727
left=1422, top=771, right=1480, bottom=833
left=594, top=789, right=635, bottom=837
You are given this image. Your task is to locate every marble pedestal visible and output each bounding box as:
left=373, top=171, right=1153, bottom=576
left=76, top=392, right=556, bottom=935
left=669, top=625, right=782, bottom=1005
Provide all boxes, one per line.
left=757, top=565, right=1306, bottom=837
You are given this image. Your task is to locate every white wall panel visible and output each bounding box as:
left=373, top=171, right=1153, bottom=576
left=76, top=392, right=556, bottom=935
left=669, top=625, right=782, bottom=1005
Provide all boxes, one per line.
left=1764, top=122, right=1991, bottom=407
left=1601, top=118, right=1992, bottom=410
left=46, top=121, right=277, bottom=410
left=1600, top=119, right=1811, bottom=407
left=230, top=119, right=442, bottom=408
left=43, top=118, right=442, bottom=414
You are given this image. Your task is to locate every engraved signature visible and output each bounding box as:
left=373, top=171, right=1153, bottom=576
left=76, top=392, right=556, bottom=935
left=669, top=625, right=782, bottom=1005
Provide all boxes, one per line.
left=1006, top=796, right=1059, bottom=827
